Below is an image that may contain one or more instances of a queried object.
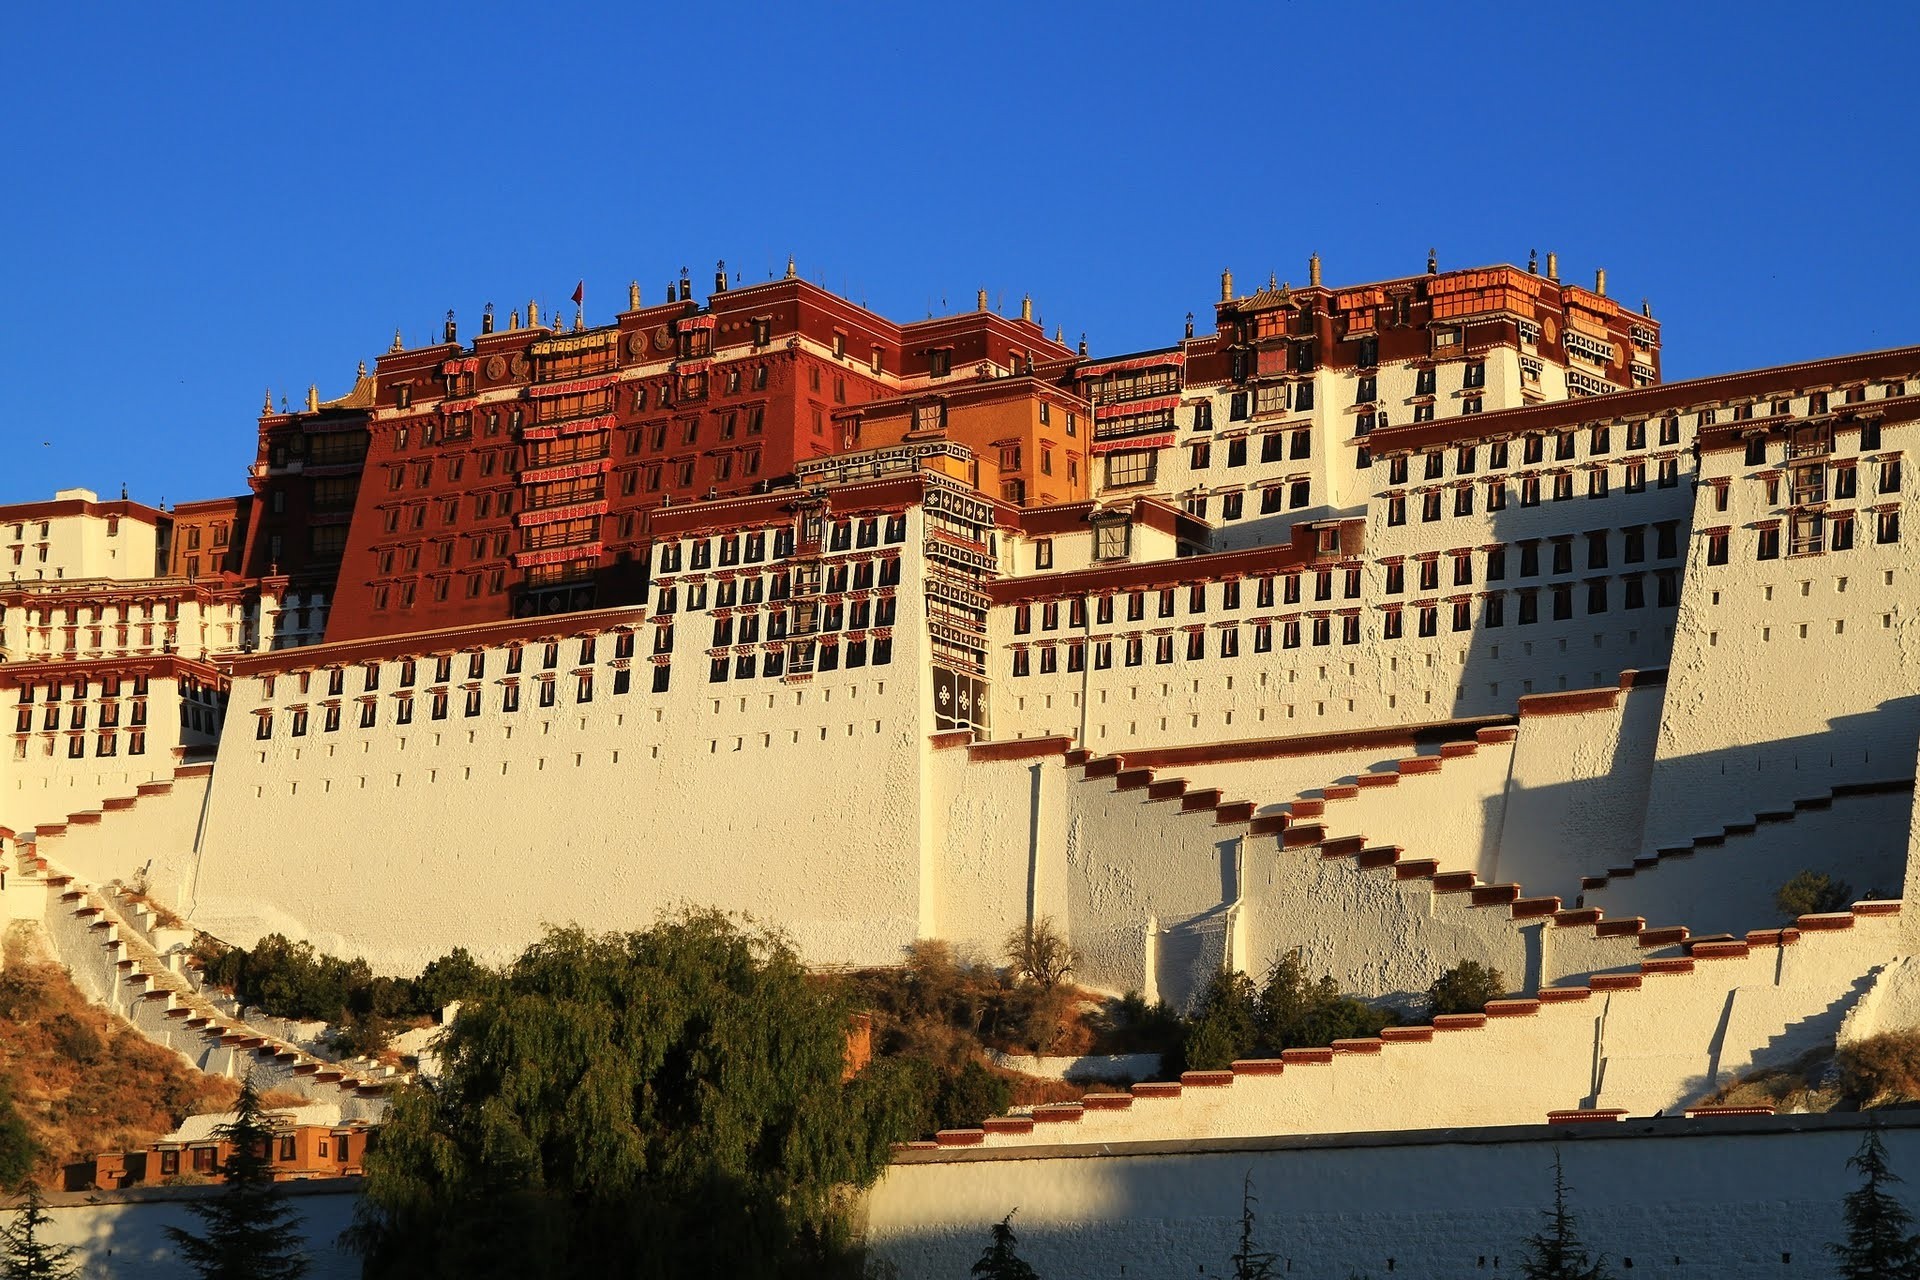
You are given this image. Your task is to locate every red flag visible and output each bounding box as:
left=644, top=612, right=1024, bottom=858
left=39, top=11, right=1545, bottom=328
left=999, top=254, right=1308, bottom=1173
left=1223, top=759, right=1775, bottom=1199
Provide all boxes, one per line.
left=571, top=281, right=584, bottom=306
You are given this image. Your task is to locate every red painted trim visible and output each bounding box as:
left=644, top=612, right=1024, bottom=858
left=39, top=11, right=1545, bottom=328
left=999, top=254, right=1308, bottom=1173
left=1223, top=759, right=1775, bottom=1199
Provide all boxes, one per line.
left=228, top=606, right=648, bottom=677
left=1518, top=686, right=1621, bottom=717
left=966, top=735, right=1071, bottom=763
left=1118, top=714, right=1513, bottom=770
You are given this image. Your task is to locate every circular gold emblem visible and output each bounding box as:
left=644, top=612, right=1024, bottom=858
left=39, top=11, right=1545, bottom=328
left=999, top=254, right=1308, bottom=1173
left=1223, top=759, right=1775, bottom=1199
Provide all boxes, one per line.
left=485, top=355, right=507, bottom=380
left=652, top=325, right=672, bottom=352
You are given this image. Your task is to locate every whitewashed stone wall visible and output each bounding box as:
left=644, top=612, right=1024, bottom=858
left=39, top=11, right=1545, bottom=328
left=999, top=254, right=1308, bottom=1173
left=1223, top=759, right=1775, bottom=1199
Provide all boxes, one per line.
left=868, top=1118, right=1914, bottom=1280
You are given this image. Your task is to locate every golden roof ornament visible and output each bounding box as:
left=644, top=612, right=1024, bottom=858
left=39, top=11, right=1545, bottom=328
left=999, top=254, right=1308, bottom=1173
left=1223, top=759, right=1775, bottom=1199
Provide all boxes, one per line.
left=306, top=384, right=319, bottom=413
left=1309, top=253, right=1322, bottom=287
left=528, top=299, right=540, bottom=327
left=390, top=328, right=403, bottom=353
left=357, top=360, right=367, bottom=377
left=262, top=388, right=273, bottom=415
left=1528, top=248, right=1539, bottom=274
left=1427, top=247, right=1438, bottom=275
left=785, top=255, right=797, bottom=280
left=629, top=281, right=641, bottom=310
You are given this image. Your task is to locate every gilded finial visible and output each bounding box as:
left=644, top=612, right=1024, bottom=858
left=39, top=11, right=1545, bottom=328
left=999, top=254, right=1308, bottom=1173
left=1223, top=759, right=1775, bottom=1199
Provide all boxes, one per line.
left=1268, top=273, right=1277, bottom=291
left=1308, top=253, right=1322, bottom=287
left=1185, top=312, right=1195, bottom=339
left=357, top=360, right=367, bottom=377
left=785, top=254, right=796, bottom=280
left=1054, top=326, right=1063, bottom=344
left=262, top=388, right=273, bottom=414
left=306, top=384, right=319, bottom=413
left=1528, top=248, right=1539, bottom=274
left=1078, top=332, right=1088, bottom=357
left=573, top=308, right=584, bottom=332
left=1427, top=247, right=1438, bottom=275
left=628, top=281, right=641, bottom=310
left=528, top=298, right=540, bottom=326
left=390, top=328, right=403, bottom=353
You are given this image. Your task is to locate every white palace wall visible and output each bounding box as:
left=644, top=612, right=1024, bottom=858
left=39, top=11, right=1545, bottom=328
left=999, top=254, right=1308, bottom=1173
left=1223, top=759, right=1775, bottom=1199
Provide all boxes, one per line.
left=187, top=508, right=939, bottom=975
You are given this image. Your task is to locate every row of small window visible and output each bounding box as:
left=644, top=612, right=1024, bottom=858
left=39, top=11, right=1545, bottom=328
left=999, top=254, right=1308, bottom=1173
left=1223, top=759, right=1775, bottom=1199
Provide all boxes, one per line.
left=656, top=559, right=902, bottom=614
left=706, top=636, right=894, bottom=682
left=1183, top=480, right=1312, bottom=522
left=1385, top=525, right=1683, bottom=593
left=15, top=676, right=154, bottom=703
left=1382, top=423, right=1684, bottom=484
left=11, top=731, right=148, bottom=759
left=15, top=700, right=151, bottom=732
left=707, top=595, right=899, bottom=647
left=1186, top=430, right=1312, bottom=470
left=1011, top=617, right=1365, bottom=673
left=1012, top=571, right=1365, bottom=635
left=1382, top=576, right=1681, bottom=637
left=258, top=637, right=631, bottom=701
left=1718, top=508, right=1901, bottom=563
left=658, top=515, right=909, bottom=574
left=1385, top=461, right=1682, bottom=523
left=254, top=669, right=639, bottom=737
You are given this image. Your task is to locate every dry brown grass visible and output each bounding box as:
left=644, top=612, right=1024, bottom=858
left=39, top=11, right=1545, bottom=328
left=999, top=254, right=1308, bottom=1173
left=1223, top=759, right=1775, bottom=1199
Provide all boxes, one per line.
left=0, top=939, right=244, bottom=1182
left=1700, top=1047, right=1842, bottom=1114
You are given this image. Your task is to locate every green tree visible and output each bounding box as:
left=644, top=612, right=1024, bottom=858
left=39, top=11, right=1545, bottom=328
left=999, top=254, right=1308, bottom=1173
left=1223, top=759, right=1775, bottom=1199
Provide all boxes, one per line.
left=1427, top=961, right=1506, bottom=1016
left=1829, top=1127, right=1920, bottom=1279
left=1182, top=971, right=1262, bottom=1071
left=1776, top=870, right=1852, bottom=919
left=0, top=1084, right=35, bottom=1190
left=351, top=914, right=921, bottom=1280
left=1257, top=952, right=1394, bottom=1052
left=0, top=1179, right=79, bottom=1280
left=1517, top=1153, right=1610, bottom=1280
left=970, top=1212, right=1039, bottom=1280
left=163, top=1074, right=309, bottom=1280
left=1229, top=1174, right=1279, bottom=1280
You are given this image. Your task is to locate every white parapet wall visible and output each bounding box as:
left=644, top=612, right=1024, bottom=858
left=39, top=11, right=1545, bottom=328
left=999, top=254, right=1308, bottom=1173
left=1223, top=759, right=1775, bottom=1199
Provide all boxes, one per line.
left=916, top=906, right=1901, bottom=1150
left=867, top=1114, right=1920, bottom=1280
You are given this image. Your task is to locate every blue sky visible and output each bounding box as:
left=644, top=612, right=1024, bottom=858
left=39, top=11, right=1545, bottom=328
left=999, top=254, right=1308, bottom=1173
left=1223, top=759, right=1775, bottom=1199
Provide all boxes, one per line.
left=2, top=3, right=1915, bottom=508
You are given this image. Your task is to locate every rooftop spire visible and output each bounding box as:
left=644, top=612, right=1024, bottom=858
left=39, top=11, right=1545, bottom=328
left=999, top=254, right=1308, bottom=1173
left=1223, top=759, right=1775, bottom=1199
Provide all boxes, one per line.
left=1427, top=247, right=1438, bottom=275
left=1220, top=268, right=1233, bottom=303
left=390, top=328, right=403, bottom=353
left=785, top=254, right=796, bottom=280
left=1308, top=253, right=1322, bottom=287
left=629, top=281, right=641, bottom=310
left=306, top=384, right=319, bottom=413
left=262, top=388, right=273, bottom=415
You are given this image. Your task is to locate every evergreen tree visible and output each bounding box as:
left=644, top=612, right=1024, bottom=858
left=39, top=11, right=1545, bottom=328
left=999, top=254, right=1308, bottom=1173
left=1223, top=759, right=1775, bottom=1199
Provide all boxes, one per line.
left=1517, top=1153, right=1610, bottom=1280
left=1829, top=1126, right=1920, bottom=1279
left=1229, top=1173, right=1279, bottom=1280
left=0, top=1180, right=79, bottom=1280
left=164, top=1075, right=310, bottom=1280
left=970, top=1212, right=1039, bottom=1280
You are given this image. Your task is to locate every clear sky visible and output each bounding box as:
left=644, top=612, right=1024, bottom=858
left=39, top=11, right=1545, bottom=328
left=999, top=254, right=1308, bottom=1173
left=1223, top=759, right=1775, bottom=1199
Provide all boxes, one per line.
left=2, top=3, right=1915, bottom=509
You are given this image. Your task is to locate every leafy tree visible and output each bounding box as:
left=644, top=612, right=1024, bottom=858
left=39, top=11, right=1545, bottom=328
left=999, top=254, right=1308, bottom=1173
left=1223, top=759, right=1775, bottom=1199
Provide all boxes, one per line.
left=414, top=946, right=492, bottom=1011
left=1776, top=870, right=1852, bottom=919
left=350, top=913, right=922, bottom=1280
left=0, top=1179, right=79, bottom=1280
left=0, top=1084, right=34, bottom=1190
left=1256, top=952, right=1394, bottom=1053
left=163, top=1074, right=309, bottom=1280
left=1004, top=918, right=1079, bottom=992
left=970, top=1212, right=1039, bottom=1280
left=1829, top=1127, right=1920, bottom=1279
left=1516, top=1153, right=1610, bottom=1280
left=1427, top=961, right=1506, bottom=1016
left=1182, top=971, right=1262, bottom=1071
left=1229, top=1174, right=1279, bottom=1280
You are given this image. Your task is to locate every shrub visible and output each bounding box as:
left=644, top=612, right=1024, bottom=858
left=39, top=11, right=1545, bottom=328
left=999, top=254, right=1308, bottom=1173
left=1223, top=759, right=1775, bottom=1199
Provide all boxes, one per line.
left=1004, top=917, right=1080, bottom=991
left=1182, top=971, right=1263, bottom=1071
left=1839, top=1030, right=1920, bottom=1108
left=1778, top=871, right=1853, bottom=920
left=49, top=1013, right=104, bottom=1066
left=0, top=1079, right=36, bottom=1187
left=1257, top=951, right=1395, bottom=1052
left=1427, top=961, right=1507, bottom=1015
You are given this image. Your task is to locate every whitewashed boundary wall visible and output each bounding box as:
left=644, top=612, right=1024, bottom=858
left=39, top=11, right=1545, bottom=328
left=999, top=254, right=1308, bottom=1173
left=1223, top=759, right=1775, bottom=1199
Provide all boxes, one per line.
left=1496, top=672, right=1666, bottom=896
left=1580, top=780, right=1913, bottom=936
left=911, top=906, right=1901, bottom=1150
left=8, top=1184, right=359, bottom=1280
left=867, top=1114, right=1920, bottom=1280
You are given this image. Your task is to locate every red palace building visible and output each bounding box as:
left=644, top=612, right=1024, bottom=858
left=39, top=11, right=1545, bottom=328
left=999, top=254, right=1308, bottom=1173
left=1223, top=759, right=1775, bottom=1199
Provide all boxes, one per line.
left=309, top=265, right=1071, bottom=642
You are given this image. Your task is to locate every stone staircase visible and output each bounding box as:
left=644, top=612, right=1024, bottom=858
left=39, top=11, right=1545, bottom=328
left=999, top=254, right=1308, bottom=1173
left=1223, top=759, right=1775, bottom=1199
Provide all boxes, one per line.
left=13, top=840, right=403, bottom=1122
